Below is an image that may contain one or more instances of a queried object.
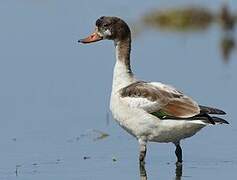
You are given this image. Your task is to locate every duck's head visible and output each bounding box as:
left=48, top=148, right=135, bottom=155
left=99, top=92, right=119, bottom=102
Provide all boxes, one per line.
left=79, top=16, right=131, bottom=44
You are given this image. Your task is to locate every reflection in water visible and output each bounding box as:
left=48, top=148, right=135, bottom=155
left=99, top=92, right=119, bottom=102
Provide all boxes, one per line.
left=220, top=32, right=235, bottom=62
left=139, top=163, right=183, bottom=180
left=175, top=164, right=183, bottom=180
left=137, top=4, right=237, bottom=63
left=219, top=3, right=236, bottom=62
left=139, top=163, right=147, bottom=180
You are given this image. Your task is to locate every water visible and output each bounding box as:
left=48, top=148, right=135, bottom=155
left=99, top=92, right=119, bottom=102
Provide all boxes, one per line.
left=0, top=0, right=236, bottom=179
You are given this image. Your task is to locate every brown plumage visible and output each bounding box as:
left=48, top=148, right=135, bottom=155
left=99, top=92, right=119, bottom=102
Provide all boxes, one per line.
left=120, top=81, right=200, bottom=118
left=120, top=81, right=227, bottom=124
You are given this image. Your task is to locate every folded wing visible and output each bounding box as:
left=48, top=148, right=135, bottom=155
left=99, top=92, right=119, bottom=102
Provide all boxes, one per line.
left=119, top=81, right=200, bottom=118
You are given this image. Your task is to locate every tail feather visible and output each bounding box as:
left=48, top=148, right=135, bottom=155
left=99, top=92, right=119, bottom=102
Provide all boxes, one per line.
left=199, top=105, right=226, bottom=115
left=154, top=105, right=228, bottom=125
left=193, top=116, right=229, bottom=125
left=212, top=116, right=229, bottom=124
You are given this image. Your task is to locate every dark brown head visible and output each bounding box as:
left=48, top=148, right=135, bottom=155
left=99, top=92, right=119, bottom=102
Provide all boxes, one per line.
left=79, top=16, right=131, bottom=44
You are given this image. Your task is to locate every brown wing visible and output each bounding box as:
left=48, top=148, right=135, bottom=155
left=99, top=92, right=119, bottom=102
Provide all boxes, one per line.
left=161, top=95, right=201, bottom=118
left=120, top=81, right=200, bottom=118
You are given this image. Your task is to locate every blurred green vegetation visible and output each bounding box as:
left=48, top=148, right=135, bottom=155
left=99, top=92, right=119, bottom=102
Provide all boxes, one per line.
left=142, top=5, right=236, bottom=32
left=138, top=4, right=237, bottom=62
left=143, top=7, right=213, bottom=31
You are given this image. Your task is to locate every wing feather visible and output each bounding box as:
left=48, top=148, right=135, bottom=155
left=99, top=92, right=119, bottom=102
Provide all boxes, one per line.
left=119, top=81, right=200, bottom=118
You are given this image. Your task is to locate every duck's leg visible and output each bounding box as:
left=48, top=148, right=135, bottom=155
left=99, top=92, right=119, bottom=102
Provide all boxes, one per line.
left=174, top=142, right=183, bottom=164
left=138, top=138, right=147, bottom=164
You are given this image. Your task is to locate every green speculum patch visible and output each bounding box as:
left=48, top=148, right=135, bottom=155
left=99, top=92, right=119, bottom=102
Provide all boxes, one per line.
left=151, top=111, right=169, bottom=119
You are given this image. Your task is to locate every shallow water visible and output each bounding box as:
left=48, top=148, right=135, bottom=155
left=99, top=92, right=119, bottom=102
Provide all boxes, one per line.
left=0, top=0, right=236, bottom=179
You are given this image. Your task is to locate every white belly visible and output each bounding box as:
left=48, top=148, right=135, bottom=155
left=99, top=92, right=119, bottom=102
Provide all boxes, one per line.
left=110, top=94, right=206, bottom=143
left=150, top=120, right=205, bottom=143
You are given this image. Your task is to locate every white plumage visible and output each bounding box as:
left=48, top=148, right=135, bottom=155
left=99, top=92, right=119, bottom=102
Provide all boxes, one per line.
left=80, top=16, right=228, bottom=164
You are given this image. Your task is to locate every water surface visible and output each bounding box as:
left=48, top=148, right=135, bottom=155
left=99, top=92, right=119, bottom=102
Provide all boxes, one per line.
left=0, top=0, right=236, bottom=179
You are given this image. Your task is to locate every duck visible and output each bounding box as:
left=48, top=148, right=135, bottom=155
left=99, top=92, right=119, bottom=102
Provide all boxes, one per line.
left=78, top=16, right=228, bottom=164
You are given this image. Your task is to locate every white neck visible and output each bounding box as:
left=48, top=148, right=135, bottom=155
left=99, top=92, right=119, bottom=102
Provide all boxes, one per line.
left=111, top=41, right=136, bottom=94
